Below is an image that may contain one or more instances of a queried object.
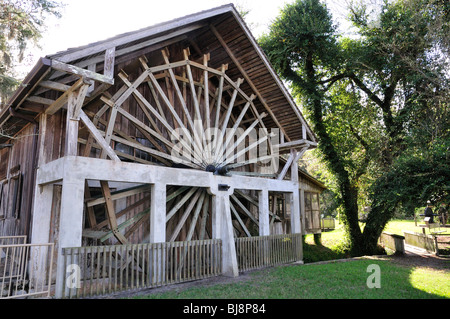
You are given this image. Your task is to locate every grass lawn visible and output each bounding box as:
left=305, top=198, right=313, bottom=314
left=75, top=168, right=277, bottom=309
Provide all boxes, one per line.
left=384, top=219, right=450, bottom=236
left=129, top=220, right=449, bottom=300
left=132, top=259, right=449, bottom=299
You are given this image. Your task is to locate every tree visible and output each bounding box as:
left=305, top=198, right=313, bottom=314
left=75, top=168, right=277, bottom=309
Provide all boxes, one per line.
left=0, top=0, right=63, bottom=108
left=260, top=0, right=449, bottom=255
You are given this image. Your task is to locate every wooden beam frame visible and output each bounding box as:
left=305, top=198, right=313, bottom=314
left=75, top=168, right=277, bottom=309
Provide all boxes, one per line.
left=209, top=24, right=290, bottom=142
left=51, top=60, right=114, bottom=85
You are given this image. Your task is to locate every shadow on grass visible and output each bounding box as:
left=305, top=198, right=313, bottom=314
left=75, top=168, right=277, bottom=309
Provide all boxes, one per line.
left=302, top=235, right=350, bottom=264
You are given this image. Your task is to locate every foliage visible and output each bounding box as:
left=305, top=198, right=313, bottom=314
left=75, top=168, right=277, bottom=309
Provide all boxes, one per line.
left=259, top=0, right=449, bottom=256
left=0, top=0, right=63, bottom=106
left=371, top=138, right=450, bottom=216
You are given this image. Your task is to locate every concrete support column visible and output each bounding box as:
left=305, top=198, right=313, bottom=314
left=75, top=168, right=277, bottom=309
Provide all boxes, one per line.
left=211, top=190, right=238, bottom=277
left=258, top=190, right=270, bottom=236
left=149, top=182, right=166, bottom=243
left=149, top=182, right=166, bottom=284
left=30, top=182, right=54, bottom=288
left=55, top=178, right=85, bottom=298
left=30, top=183, right=54, bottom=244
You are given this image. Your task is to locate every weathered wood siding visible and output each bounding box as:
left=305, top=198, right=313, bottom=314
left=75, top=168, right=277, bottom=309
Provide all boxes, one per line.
left=0, top=124, right=39, bottom=239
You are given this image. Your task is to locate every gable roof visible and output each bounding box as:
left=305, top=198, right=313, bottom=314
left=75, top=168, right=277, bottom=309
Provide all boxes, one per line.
left=0, top=4, right=316, bottom=147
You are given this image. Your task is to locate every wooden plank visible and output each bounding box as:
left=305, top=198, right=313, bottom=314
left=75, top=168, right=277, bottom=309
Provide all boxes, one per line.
left=230, top=194, right=259, bottom=226
left=104, top=47, right=116, bottom=79
left=230, top=203, right=252, bottom=237
left=26, top=96, right=55, bottom=105
left=110, top=134, right=198, bottom=169
left=183, top=49, right=207, bottom=154
left=79, top=110, right=121, bottom=161
left=221, top=114, right=266, bottom=165
left=86, top=184, right=151, bottom=207
left=100, top=208, right=150, bottom=242
left=83, top=85, right=127, bottom=157
left=210, top=24, right=290, bottom=141
left=169, top=188, right=202, bottom=242
left=221, top=95, right=255, bottom=156
left=100, top=180, right=128, bottom=244
left=39, top=80, right=71, bottom=92
left=95, top=194, right=150, bottom=229
left=45, top=77, right=87, bottom=115
left=65, top=84, right=89, bottom=156
left=166, top=187, right=198, bottom=222
left=119, top=72, right=204, bottom=166
left=277, top=151, right=295, bottom=181
left=85, top=181, right=98, bottom=229
left=186, top=190, right=207, bottom=241
left=51, top=60, right=114, bottom=85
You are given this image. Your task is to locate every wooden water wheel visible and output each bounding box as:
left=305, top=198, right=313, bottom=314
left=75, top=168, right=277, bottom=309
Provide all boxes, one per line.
left=80, top=48, right=283, bottom=244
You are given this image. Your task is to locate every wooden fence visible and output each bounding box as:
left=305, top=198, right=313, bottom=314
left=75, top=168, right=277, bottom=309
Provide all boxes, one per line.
left=235, top=233, right=302, bottom=272
left=0, top=236, right=54, bottom=299
left=60, top=239, right=222, bottom=298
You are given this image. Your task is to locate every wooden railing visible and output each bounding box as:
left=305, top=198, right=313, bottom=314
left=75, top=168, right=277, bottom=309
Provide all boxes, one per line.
left=0, top=236, right=27, bottom=246
left=0, top=237, right=54, bottom=299
left=235, top=233, right=302, bottom=272
left=60, top=239, right=222, bottom=298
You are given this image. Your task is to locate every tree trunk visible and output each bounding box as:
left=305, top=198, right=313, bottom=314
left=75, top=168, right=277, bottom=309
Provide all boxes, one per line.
left=304, top=54, right=364, bottom=256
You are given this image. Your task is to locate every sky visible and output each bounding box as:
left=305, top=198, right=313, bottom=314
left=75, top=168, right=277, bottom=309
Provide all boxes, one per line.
left=33, top=0, right=289, bottom=57
left=23, top=0, right=353, bottom=71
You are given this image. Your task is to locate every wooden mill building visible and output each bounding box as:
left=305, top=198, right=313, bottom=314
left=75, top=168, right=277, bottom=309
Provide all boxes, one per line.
left=0, top=4, right=325, bottom=296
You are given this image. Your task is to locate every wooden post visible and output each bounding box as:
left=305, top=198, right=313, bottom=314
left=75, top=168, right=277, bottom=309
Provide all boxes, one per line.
left=65, top=83, right=89, bottom=156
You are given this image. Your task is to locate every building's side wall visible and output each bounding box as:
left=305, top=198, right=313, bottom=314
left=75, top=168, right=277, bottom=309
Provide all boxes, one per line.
left=0, top=123, right=39, bottom=239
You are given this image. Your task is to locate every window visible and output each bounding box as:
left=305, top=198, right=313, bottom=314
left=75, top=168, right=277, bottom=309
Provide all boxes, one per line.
left=9, top=172, right=23, bottom=219
left=305, top=192, right=321, bottom=231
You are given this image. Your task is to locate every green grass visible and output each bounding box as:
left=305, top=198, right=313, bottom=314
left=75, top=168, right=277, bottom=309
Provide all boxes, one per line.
left=384, top=219, right=450, bottom=236
left=132, top=259, right=449, bottom=299
left=302, top=222, right=350, bottom=263
left=129, top=219, right=449, bottom=299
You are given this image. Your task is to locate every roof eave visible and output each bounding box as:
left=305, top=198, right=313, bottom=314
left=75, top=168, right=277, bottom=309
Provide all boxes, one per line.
left=226, top=8, right=318, bottom=144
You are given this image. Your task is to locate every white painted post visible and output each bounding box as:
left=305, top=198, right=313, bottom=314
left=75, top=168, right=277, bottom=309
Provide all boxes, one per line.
left=149, top=182, right=166, bottom=284
left=55, top=178, right=85, bottom=298
left=258, top=190, right=270, bottom=236
left=29, top=182, right=54, bottom=289
left=150, top=182, right=166, bottom=243
left=211, top=189, right=238, bottom=277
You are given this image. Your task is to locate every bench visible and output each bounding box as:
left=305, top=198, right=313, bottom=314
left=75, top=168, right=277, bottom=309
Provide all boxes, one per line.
left=419, top=217, right=445, bottom=235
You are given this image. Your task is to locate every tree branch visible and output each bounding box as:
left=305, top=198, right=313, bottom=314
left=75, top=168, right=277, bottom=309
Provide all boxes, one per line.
left=348, top=73, right=383, bottom=107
